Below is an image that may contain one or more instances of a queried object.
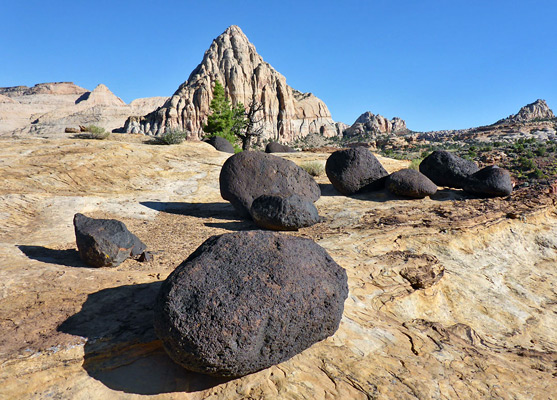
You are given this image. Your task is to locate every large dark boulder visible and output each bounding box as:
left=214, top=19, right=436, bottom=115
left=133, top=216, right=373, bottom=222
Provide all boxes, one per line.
left=386, top=169, right=438, bottom=198
left=219, top=151, right=320, bottom=218
left=265, top=141, right=296, bottom=153
left=463, top=166, right=513, bottom=197
left=73, top=213, right=146, bottom=268
left=154, top=230, right=348, bottom=378
left=205, top=136, right=235, bottom=153
left=250, top=194, right=320, bottom=230
left=419, top=150, right=479, bottom=188
left=325, top=147, right=388, bottom=195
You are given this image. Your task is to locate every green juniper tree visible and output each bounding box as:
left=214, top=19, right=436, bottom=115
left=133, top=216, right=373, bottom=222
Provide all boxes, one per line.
left=203, top=80, right=246, bottom=152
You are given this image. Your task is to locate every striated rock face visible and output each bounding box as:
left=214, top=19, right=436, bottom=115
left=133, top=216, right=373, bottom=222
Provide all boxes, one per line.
left=124, top=25, right=338, bottom=142
left=0, top=82, right=87, bottom=97
left=343, top=111, right=407, bottom=137
left=497, top=99, right=555, bottom=124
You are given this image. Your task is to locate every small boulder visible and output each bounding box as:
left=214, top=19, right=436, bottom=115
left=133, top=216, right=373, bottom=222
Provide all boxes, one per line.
left=73, top=213, right=146, bottom=268
left=325, top=147, right=388, bottom=195
left=265, top=141, right=296, bottom=153
left=205, top=136, right=235, bottom=153
left=250, top=194, right=320, bottom=230
left=419, top=150, right=479, bottom=188
left=65, top=127, right=80, bottom=133
left=220, top=151, right=320, bottom=218
left=386, top=169, right=438, bottom=198
left=154, top=230, right=348, bottom=377
left=463, top=166, right=513, bottom=197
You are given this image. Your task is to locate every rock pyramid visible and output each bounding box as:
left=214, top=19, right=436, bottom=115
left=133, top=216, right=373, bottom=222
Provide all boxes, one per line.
left=496, top=99, right=555, bottom=124
left=75, top=84, right=126, bottom=106
left=124, top=25, right=338, bottom=142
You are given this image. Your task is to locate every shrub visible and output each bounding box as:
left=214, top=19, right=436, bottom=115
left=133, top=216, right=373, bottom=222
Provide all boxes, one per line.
left=300, top=161, right=324, bottom=177
left=87, top=125, right=109, bottom=140
left=154, top=129, right=188, bottom=145
left=409, top=158, right=422, bottom=170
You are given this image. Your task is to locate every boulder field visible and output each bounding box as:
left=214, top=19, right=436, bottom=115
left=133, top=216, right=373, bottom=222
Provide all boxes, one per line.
left=0, top=136, right=556, bottom=399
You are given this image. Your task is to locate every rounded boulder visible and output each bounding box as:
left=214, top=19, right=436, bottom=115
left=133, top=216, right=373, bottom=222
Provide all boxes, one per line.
left=325, top=147, right=389, bottom=195
left=153, top=230, right=348, bottom=377
left=205, top=136, right=235, bottom=153
left=463, top=165, right=513, bottom=197
left=419, top=150, right=479, bottom=188
left=219, top=151, right=320, bottom=218
left=265, top=141, right=296, bottom=153
left=386, top=169, right=438, bottom=198
left=250, top=194, right=320, bottom=230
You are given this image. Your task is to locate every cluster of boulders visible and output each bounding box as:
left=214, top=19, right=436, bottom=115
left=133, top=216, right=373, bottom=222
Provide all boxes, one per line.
left=219, top=151, right=321, bottom=230
left=323, top=147, right=512, bottom=199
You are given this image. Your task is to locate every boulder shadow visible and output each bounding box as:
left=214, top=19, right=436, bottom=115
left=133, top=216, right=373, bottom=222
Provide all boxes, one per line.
left=318, top=183, right=339, bottom=196
left=18, top=245, right=89, bottom=268
left=204, top=220, right=257, bottom=231
left=58, top=282, right=231, bottom=395
left=140, top=201, right=239, bottom=220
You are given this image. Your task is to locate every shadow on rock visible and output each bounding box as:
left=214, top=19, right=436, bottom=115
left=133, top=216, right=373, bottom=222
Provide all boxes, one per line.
left=18, top=245, right=89, bottom=268
left=140, top=201, right=239, bottom=220
left=58, top=282, right=231, bottom=395
left=204, top=220, right=257, bottom=231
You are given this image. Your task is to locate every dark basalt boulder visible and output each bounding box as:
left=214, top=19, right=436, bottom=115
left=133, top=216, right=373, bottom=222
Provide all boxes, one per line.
left=154, top=230, right=348, bottom=378
left=205, top=136, right=235, bottom=153
left=463, top=165, right=513, bottom=197
left=250, top=194, right=320, bottom=230
left=265, top=141, right=296, bottom=153
left=219, top=151, right=320, bottom=218
left=386, top=168, right=438, bottom=198
left=73, top=213, right=146, bottom=268
left=325, top=147, right=389, bottom=195
left=419, top=150, right=479, bottom=189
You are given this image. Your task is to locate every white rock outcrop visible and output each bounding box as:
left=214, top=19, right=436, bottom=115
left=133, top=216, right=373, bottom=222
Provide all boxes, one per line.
left=497, top=99, right=555, bottom=124
left=124, top=25, right=338, bottom=142
left=343, top=111, right=407, bottom=137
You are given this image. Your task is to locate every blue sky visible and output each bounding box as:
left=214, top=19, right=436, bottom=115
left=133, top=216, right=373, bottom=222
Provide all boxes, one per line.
left=1, top=0, right=556, bottom=131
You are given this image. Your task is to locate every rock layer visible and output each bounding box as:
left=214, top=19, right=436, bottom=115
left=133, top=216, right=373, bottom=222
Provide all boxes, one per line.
left=124, top=25, right=338, bottom=142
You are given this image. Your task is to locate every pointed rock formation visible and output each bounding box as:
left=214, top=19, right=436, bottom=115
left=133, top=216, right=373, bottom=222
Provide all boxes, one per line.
left=124, top=25, right=338, bottom=142
left=75, top=84, right=126, bottom=106
left=343, top=111, right=407, bottom=137
left=496, top=99, right=555, bottom=124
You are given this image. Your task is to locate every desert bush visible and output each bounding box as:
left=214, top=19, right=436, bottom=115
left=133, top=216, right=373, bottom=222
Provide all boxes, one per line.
left=300, top=161, right=324, bottom=177
left=87, top=125, right=109, bottom=140
left=409, top=158, right=422, bottom=170
left=154, top=129, right=188, bottom=145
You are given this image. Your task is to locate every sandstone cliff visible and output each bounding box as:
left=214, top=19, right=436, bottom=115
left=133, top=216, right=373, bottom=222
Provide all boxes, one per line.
left=343, top=111, right=407, bottom=137
left=0, top=82, right=167, bottom=136
left=124, top=25, right=338, bottom=142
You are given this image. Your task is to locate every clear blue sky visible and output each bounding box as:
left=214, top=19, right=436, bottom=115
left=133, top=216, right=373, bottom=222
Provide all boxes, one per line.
left=1, top=0, right=556, bottom=131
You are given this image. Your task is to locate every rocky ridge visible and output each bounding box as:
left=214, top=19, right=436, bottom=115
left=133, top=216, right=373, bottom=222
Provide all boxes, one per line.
left=0, top=82, right=167, bottom=136
left=124, top=25, right=339, bottom=142
left=343, top=111, right=407, bottom=137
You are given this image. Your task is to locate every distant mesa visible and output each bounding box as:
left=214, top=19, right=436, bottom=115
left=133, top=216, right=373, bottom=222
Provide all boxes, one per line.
left=495, top=99, right=555, bottom=125
left=124, top=25, right=340, bottom=142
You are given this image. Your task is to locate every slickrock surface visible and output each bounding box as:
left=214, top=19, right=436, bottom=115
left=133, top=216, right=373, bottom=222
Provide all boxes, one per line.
left=0, top=135, right=556, bottom=399
left=124, top=25, right=339, bottom=141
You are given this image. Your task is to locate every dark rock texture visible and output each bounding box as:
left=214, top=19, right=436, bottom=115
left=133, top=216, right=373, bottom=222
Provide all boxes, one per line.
left=219, top=151, right=320, bottom=218
left=419, top=150, right=479, bottom=189
left=265, top=142, right=296, bottom=153
left=325, top=147, right=388, bottom=195
left=463, top=166, right=513, bottom=197
left=386, top=169, right=438, bottom=198
left=73, top=213, right=146, bottom=268
left=250, top=194, right=320, bottom=230
left=205, top=136, right=235, bottom=153
left=153, top=230, right=348, bottom=378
